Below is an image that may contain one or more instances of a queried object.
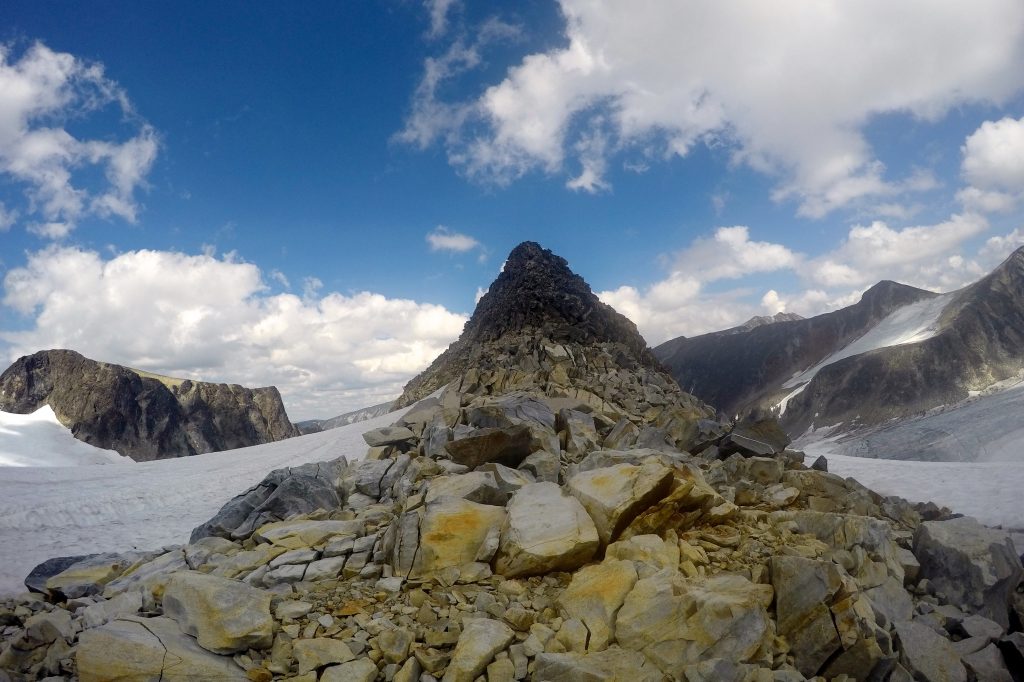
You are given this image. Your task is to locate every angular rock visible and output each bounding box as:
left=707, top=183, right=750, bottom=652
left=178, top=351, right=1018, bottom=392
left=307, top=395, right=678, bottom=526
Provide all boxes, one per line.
left=559, top=408, right=599, bottom=456
left=24, top=554, right=99, bottom=595
left=914, top=517, right=1023, bottom=630
left=962, top=644, right=1013, bottom=682
left=616, top=570, right=773, bottom=677
left=494, top=482, right=599, bottom=577
left=475, top=462, right=535, bottom=494
left=518, top=450, right=560, bottom=483
left=424, top=471, right=508, bottom=506
left=893, top=619, right=967, bottom=682
left=362, top=425, right=416, bottom=447
left=410, top=497, right=507, bottom=578
left=465, top=395, right=556, bottom=431
left=162, top=571, right=273, bottom=655
left=190, top=457, right=346, bottom=542
left=557, top=559, right=638, bottom=651
left=77, top=616, right=247, bottom=681
left=770, top=556, right=842, bottom=677
left=605, top=534, right=680, bottom=576
left=44, top=550, right=154, bottom=599
left=445, top=425, right=536, bottom=469
left=567, top=461, right=674, bottom=545
left=442, top=618, right=515, bottom=682
left=294, top=638, right=356, bottom=675
left=253, top=519, right=362, bottom=549
left=321, top=658, right=379, bottom=682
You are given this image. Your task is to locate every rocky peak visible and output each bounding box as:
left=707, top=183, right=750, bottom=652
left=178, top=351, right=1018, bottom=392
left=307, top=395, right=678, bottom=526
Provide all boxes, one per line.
left=395, top=242, right=667, bottom=408
left=463, top=241, right=655, bottom=361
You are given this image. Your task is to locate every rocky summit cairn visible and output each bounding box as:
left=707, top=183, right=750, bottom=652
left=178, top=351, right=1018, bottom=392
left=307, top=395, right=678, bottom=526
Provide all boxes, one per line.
left=2, top=242, right=1023, bottom=681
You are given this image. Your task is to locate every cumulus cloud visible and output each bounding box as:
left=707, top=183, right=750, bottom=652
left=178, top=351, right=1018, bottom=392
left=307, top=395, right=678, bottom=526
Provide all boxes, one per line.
left=0, top=42, right=158, bottom=237
left=426, top=0, right=459, bottom=37
left=405, top=0, right=1024, bottom=215
left=1, top=246, right=468, bottom=419
left=958, top=116, right=1024, bottom=212
left=675, top=226, right=802, bottom=281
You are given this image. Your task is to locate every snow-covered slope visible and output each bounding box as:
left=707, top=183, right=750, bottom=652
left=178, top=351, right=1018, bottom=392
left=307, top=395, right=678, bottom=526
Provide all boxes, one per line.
left=0, top=403, right=413, bottom=596
left=827, top=454, right=1024, bottom=532
left=0, top=406, right=128, bottom=467
left=794, top=378, right=1024, bottom=463
left=783, top=292, right=953, bottom=390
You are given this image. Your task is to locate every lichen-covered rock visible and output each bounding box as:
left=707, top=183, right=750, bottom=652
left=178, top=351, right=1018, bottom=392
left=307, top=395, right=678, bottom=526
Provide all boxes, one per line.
left=77, top=616, right=247, bottom=681
left=557, top=559, right=638, bottom=651
left=162, top=571, right=273, bottom=655
left=567, top=461, right=674, bottom=545
left=495, top=482, right=599, bottom=577
left=409, top=497, right=507, bottom=578
left=770, top=556, right=842, bottom=676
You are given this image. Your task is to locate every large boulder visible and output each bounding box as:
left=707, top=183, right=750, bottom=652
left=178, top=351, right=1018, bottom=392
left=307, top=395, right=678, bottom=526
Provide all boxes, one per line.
left=557, top=559, right=638, bottom=651
left=770, top=556, right=842, bottom=676
left=77, top=616, right=247, bottom=681
left=913, top=517, right=1023, bottom=630
left=567, top=461, right=674, bottom=545
left=190, top=457, right=346, bottom=542
left=615, top=570, right=774, bottom=677
left=407, top=497, right=507, bottom=579
left=495, top=482, right=600, bottom=577
left=534, top=647, right=664, bottom=682
left=24, top=554, right=99, bottom=595
left=43, top=550, right=157, bottom=599
left=893, top=619, right=967, bottom=682
left=444, top=425, right=537, bottom=468
left=162, top=571, right=274, bottom=654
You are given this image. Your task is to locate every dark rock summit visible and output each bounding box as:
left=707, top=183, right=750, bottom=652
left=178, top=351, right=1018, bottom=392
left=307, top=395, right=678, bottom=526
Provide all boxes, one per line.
left=0, top=349, right=299, bottom=461
left=397, top=241, right=665, bottom=408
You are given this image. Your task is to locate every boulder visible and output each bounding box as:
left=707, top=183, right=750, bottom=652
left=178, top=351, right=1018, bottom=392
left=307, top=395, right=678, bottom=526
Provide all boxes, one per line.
left=162, top=571, right=273, bottom=654
left=442, top=618, right=515, bottom=682
left=605, top=534, right=680, bottom=577
left=558, top=408, right=599, bottom=456
left=557, top=559, right=638, bottom=651
left=24, top=554, right=99, bottom=594
left=293, top=638, right=356, bottom=675
left=474, top=462, right=535, bottom=494
left=103, top=548, right=189, bottom=598
left=962, top=644, right=1013, bottom=682
left=190, top=457, right=346, bottom=542
left=445, top=425, right=536, bottom=469
left=409, top=497, right=507, bottom=578
left=253, top=519, right=362, bottom=549
left=893, top=619, right=967, bottom=682
left=77, top=616, right=247, bottom=681
left=770, top=556, right=842, bottom=676
left=425, top=471, right=508, bottom=506
left=362, top=425, right=416, bottom=447
left=567, top=461, right=674, bottom=545
left=495, top=482, right=600, bottom=577
left=321, top=658, right=379, bottom=682
left=914, top=517, right=1023, bottom=630
left=465, top=395, right=556, bottom=431
left=44, top=550, right=155, bottom=599
left=615, top=570, right=774, bottom=677
left=518, top=450, right=560, bottom=483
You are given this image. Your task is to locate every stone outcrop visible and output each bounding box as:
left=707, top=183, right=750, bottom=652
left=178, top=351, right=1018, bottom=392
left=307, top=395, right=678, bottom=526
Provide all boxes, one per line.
left=0, top=349, right=299, bottom=461
left=2, top=242, right=1022, bottom=682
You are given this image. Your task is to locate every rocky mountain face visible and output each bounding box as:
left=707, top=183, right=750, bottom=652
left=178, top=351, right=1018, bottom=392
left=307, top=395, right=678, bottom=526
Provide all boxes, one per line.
left=657, top=248, right=1024, bottom=447
left=2, top=242, right=1023, bottom=681
left=0, top=349, right=299, bottom=461
left=655, top=280, right=936, bottom=418
left=296, top=401, right=396, bottom=436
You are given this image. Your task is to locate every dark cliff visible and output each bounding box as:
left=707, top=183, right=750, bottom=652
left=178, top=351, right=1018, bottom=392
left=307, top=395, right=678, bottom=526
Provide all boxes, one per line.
left=0, top=349, right=300, bottom=461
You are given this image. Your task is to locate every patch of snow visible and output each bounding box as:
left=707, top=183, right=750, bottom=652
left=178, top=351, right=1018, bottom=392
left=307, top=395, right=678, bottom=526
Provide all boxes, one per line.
left=783, top=293, right=953, bottom=389
left=825, top=454, right=1024, bottom=531
left=776, top=383, right=807, bottom=416
left=0, top=402, right=416, bottom=596
left=0, top=406, right=128, bottom=467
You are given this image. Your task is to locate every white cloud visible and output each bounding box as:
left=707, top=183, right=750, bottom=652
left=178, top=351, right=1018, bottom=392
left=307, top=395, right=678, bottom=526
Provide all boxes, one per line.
left=676, top=226, right=802, bottom=281
left=958, top=116, right=1024, bottom=212
left=408, top=1, right=1024, bottom=215
left=426, top=225, right=483, bottom=254
left=807, top=213, right=989, bottom=288
left=0, top=42, right=157, bottom=238
left=1, top=246, right=468, bottom=420
left=426, top=0, right=459, bottom=37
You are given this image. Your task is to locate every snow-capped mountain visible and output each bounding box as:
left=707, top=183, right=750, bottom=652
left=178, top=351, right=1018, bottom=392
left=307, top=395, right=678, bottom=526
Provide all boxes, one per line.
left=294, top=400, right=396, bottom=434
left=655, top=247, right=1024, bottom=461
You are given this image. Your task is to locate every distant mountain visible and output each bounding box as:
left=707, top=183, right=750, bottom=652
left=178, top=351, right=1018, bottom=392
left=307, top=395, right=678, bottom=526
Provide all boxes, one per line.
left=294, top=401, right=395, bottom=435
left=654, top=247, right=1024, bottom=461
left=0, top=349, right=300, bottom=462
left=732, top=311, right=805, bottom=333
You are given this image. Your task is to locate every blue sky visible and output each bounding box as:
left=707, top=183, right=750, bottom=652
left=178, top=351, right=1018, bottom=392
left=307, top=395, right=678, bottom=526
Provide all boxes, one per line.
left=2, top=1, right=1024, bottom=418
